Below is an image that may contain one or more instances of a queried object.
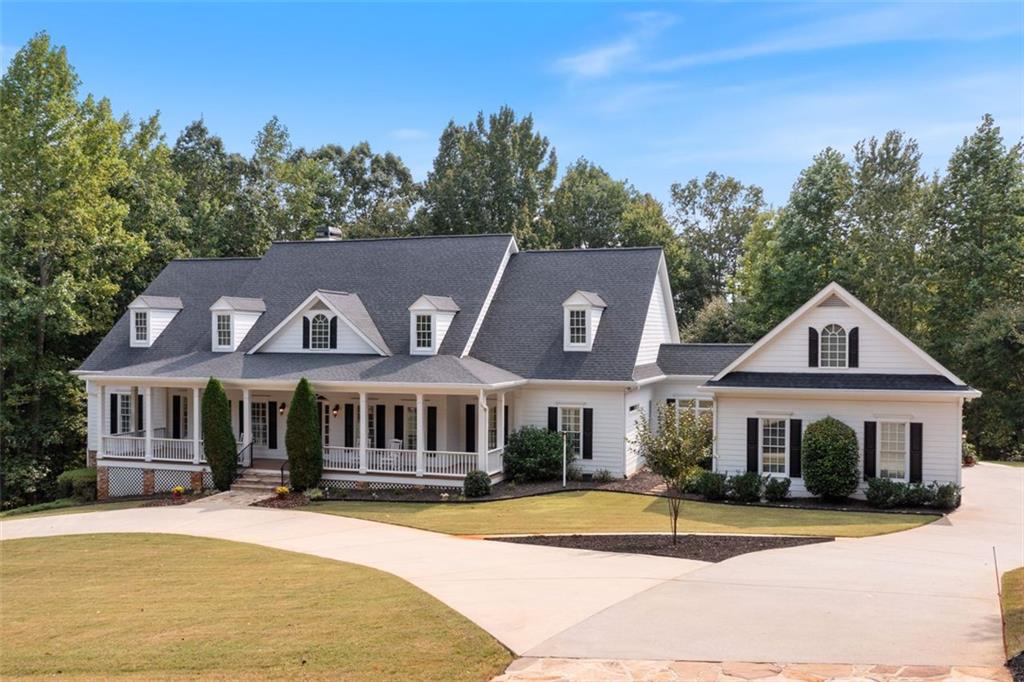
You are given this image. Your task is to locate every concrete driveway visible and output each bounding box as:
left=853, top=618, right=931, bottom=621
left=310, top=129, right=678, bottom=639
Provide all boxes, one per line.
left=2, top=464, right=1020, bottom=666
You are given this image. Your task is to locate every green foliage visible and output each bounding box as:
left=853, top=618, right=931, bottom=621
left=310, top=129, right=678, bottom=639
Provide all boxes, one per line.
left=55, top=467, right=97, bottom=502
left=902, top=482, right=936, bottom=507
left=727, top=472, right=767, bottom=503
left=548, top=158, right=632, bottom=248
left=504, top=426, right=568, bottom=483
left=682, top=297, right=751, bottom=343
left=632, top=405, right=713, bottom=492
left=801, top=417, right=860, bottom=501
left=764, top=477, right=791, bottom=503
left=695, top=471, right=728, bottom=501
left=201, top=378, right=236, bottom=491
left=865, top=478, right=907, bottom=509
left=463, top=470, right=492, bottom=498
left=285, top=378, right=322, bottom=491
left=866, top=479, right=957, bottom=510
left=931, top=482, right=962, bottom=510
left=592, top=469, right=614, bottom=484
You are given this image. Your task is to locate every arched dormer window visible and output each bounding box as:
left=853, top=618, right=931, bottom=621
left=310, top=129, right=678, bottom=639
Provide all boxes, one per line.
left=310, top=313, right=331, bottom=350
left=820, top=324, right=847, bottom=368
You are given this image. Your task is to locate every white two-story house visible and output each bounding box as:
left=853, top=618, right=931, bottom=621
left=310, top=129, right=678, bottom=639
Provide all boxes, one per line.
left=75, top=233, right=978, bottom=498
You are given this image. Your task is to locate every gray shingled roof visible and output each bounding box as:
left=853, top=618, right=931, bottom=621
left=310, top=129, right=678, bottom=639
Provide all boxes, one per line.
left=470, top=248, right=664, bottom=381
left=656, top=343, right=751, bottom=376
left=565, top=290, right=607, bottom=307
left=412, top=295, right=461, bottom=312
left=210, top=296, right=266, bottom=312
left=706, top=372, right=972, bottom=391
left=130, top=295, right=183, bottom=309
left=317, top=290, right=390, bottom=354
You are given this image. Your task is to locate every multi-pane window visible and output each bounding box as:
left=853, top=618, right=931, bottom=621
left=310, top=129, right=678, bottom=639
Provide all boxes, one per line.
left=415, top=315, right=432, bottom=349
left=216, top=314, right=232, bottom=347
left=366, top=405, right=376, bottom=448
left=310, top=314, right=331, bottom=350
left=321, top=402, right=330, bottom=446
left=761, top=418, right=787, bottom=474
left=182, top=395, right=189, bottom=438
left=879, top=422, right=907, bottom=479
left=677, top=398, right=714, bottom=419
left=559, top=406, right=582, bottom=458
left=488, top=404, right=498, bottom=449
left=820, top=324, right=847, bottom=368
left=118, top=394, right=132, bottom=434
left=134, top=311, right=148, bottom=343
left=405, top=406, right=417, bottom=450
left=251, top=402, right=268, bottom=447
left=568, top=309, right=587, bottom=344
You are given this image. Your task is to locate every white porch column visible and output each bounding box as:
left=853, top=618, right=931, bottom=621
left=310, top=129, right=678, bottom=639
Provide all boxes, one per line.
left=242, top=388, right=252, bottom=448
left=358, top=391, right=368, bottom=474
left=192, top=386, right=201, bottom=464
left=497, top=391, right=506, bottom=449
left=415, top=393, right=425, bottom=477
left=143, top=385, right=153, bottom=462
left=477, top=390, right=488, bottom=471
left=98, top=383, right=106, bottom=458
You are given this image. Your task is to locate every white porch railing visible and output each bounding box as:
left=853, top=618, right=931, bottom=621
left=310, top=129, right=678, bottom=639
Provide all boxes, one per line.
left=486, top=447, right=505, bottom=475
left=102, top=435, right=145, bottom=459
left=151, top=437, right=195, bottom=462
left=367, top=448, right=417, bottom=474
left=323, top=446, right=360, bottom=472
left=424, top=450, right=478, bottom=476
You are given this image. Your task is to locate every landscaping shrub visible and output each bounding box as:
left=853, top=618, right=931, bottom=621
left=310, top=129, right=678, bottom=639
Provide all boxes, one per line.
left=695, top=471, right=727, bottom=501
left=801, top=417, right=860, bottom=501
left=961, top=440, right=978, bottom=466
left=202, top=378, right=237, bottom=491
left=903, top=482, right=936, bottom=507
left=306, top=487, right=324, bottom=501
left=592, top=469, right=614, bottom=483
left=932, top=482, right=962, bottom=510
left=504, top=426, right=569, bottom=482
left=285, top=378, right=322, bottom=491
left=463, top=470, right=492, bottom=498
left=56, top=467, right=96, bottom=502
left=727, top=471, right=766, bottom=503
left=764, top=477, right=791, bottom=503
left=865, top=478, right=907, bottom=509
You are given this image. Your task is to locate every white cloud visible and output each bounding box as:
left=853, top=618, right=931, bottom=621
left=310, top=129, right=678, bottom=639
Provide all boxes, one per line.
left=553, top=11, right=677, bottom=79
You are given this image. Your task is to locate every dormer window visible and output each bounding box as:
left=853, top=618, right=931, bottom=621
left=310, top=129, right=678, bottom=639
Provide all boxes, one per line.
left=408, top=295, right=459, bottom=356
left=568, top=309, right=587, bottom=345
left=415, top=314, right=433, bottom=350
left=128, top=295, right=182, bottom=348
left=216, top=314, right=232, bottom=349
left=562, top=290, right=606, bottom=352
left=310, top=313, right=332, bottom=350
left=820, top=324, right=847, bottom=368
left=134, top=311, right=149, bottom=344
left=209, top=296, right=264, bottom=352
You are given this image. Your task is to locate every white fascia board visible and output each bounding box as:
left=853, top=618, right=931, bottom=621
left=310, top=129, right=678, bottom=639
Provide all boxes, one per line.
left=247, top=291, right=389, bottom=356
left=461, top=237, right=518, bottom=357
left=85, top=374, right=528, bottom=393
left=699, top=384, right=981, bottom=401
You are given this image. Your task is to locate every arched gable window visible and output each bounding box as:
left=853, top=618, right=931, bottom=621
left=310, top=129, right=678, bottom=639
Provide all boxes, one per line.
left=310, top=313, right=331, bottom=350
left=820, top=324, right=847, bottom=368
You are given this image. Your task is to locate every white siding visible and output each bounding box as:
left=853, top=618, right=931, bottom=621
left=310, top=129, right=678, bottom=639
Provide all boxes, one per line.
left=624, top=385, right=652, bottom=475
left=635, top=272, right=675, bottom=366
left=515, top=386, right=627, bottom=476
left=715, top=395, right=962, bottom=496
left=234, top=311, right=261, bottom=347
left=149, top=309, right=178, bottom=343
left=150, top=387, right=167, bottom=433
left=737, top=304, right=934, bottom=374
left=434, top=311, right=456, bottom=351
left=86, top=381, right=99, bottom=451
left=260, top=303, right=377, bottom=354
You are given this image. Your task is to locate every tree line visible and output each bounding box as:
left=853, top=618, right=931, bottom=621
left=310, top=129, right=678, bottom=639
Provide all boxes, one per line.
left=1, top=32, right=1021, bottom=506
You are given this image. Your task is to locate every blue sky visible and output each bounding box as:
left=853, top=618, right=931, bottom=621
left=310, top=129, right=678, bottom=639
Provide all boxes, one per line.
left=2, top=2, right=1021, bottom=205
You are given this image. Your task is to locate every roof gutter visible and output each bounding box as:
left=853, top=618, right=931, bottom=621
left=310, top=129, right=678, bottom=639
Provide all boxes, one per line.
left=74, top=373, right=529, bottom=393
left=700, top=384, right=982, bottom=400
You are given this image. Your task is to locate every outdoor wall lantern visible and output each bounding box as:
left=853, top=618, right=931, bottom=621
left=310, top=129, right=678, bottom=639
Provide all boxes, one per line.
left=332, top=404, right=340, bottom=417
left=279, top=403, right=287, bottom=414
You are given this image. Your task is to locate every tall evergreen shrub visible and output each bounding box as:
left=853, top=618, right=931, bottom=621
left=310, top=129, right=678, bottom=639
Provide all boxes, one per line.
left=801, top=417, right=860, bottom=501
left=201, top=378, right=236, bottom=491
left=286, top=378, right=322, bottom=491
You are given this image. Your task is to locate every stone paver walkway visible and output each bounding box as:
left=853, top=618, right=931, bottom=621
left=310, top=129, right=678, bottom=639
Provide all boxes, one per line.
left=493, top=657, right=1012, bottom=681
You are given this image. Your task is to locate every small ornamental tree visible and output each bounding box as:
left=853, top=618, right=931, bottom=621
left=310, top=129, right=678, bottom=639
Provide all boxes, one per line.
left=201, top=378, right=236, bottom=491
left=631, top=405, right=712, bottom=543
left=801, top=417, right=860, bottom=501
left=286, top=378, right=322, bottom=491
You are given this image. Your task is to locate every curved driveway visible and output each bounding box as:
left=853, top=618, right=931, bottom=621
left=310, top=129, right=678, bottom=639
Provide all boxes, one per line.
left=2, top=464, right=1020, bottom=666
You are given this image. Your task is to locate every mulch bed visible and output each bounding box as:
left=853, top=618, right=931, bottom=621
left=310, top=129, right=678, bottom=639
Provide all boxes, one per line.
left=253, top=493, right=310, bottom=509
left=1009, top=653, right=1024, bottom=682
left=490, top=533, right=833, bottom=562
left=140, top=492, right=212, bottom=508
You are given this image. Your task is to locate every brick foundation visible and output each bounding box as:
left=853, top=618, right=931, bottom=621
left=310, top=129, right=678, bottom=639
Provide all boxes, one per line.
left=97, top=467, right=109, bottom=500
left=190, top=471, right=203, bottom=493
left=142, top=470, right=155, bottom=495
left=86, top=450, right=97, bottom=467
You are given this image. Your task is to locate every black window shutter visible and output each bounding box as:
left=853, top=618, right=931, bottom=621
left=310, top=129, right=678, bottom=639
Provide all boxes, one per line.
left=268, top=402, right=278, bottom=449
left=237, top=400, right=244, bottom=439
left=808, top=328, right=819, bottom=367
left=374, top=405, right=386, bottom=448
left=344, top=404, right=354, bottom=448
left=848, top=327, right=859, bottom=367
left=394, top=405, right=404, bottom=443
left=172, top=396, right=181, bottom=439
left=110, top=394, right=118, bottom=434
left=136, top=394, right=144, bottom=431
left=427, top=406, right=437, bottom=451
left=910, top=423, right=923, bottom=483
left=547, top=406, right=558, bottom=432
left=504, top=405, right=509, bottom=445
left=329, top=317, right=338, bottom=349
left=466, top=404, right=476, bottom=452
left=789, top=419, right=802, bottom=478
left=863, top=421, right=877, bottom=479
left=746, top=418, right=759, bottom=472
left=583, top=408, right=594, bottom=460
left=302, top=317, right=310, bottom=349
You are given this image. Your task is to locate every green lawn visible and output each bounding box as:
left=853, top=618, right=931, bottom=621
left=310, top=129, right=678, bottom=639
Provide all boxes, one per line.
left=0, top=498, right=152, bottom=519
left=1003, top=567, right=1024, bottom=660
left=311, top=490, right=934, bottom=538
left=0, top=534, right=511, bottom=681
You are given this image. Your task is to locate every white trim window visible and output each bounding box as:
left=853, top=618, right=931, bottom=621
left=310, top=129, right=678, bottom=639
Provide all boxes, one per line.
left=559, top=406, right=582, bottom=458
left=310, top=314, right=331, bottom=350
left=251, top=402, right=268, bottom=447
left=321, top=402, right=330, bottom=447
left=415, top=314, right=433, bottom=350
left=879, top=421, right=908, bottom=480
left=760, top=418, right=788, bottom=474
left=216, top=314, right=232, bottom=348
left=365, top=405, right=376, bottom=448
left=820, top=324, right=847, bottom=368
left=404, top=406, right=417, bottom=450
left=568, top=309, right=587, bottom=345
left=118, top=393, right=133, bottom=434
left=134, top=311, right=149, bottom=343
left=488, top=404, right=498, bottom=449
left=181, top=395, right=189, bottom=438
left=674, top=398, right=714, bottom=419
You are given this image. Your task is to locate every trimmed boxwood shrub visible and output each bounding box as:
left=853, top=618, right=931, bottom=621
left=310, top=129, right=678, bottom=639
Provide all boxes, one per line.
left=202, top=377, right=236, bottom=491
left=728, top=471, right=766, bottom=503
left=903, top=482, right=936, bottom=507
left=463, top=470, right=491, bottom=498
left=695, top=471, right=727, bottom=501
left=504, top=426, right=569, bottom=482
left=56, top=468, right=96, bottom=502
left=286, top=378, right=322, bottom=491
left=801, top=417, right=860, bottom=501
left=764, top=477, right=791, bottom=503
left=865, top=478, right=906, bottom=509
left=932, top=482, right=962, bottom=510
